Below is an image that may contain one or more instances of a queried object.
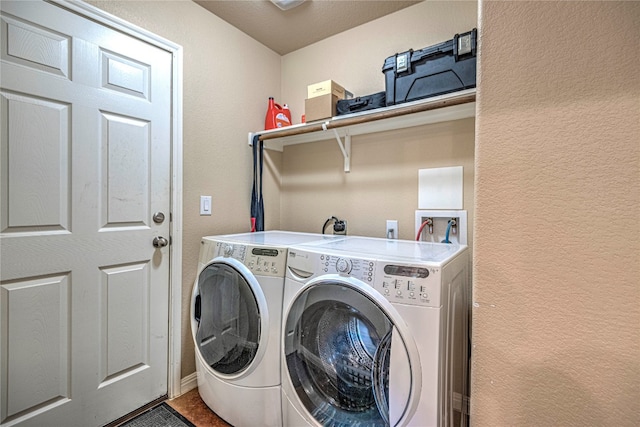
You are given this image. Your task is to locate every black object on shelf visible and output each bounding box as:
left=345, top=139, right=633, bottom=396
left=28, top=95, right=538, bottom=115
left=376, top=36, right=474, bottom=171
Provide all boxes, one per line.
left=382, top=29, right=477, bottom=106
left=336, top=91, right=387, bottom=116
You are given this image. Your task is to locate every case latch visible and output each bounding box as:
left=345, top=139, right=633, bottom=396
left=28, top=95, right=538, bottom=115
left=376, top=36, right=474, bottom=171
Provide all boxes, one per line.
left=395, top=50, right=412, bottom=74
left=453, top=29, right=477, bottom=61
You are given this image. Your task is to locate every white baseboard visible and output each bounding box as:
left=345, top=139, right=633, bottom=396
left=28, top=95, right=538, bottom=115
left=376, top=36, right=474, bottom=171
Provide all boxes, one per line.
left=180, top=372, right=198, bottom=395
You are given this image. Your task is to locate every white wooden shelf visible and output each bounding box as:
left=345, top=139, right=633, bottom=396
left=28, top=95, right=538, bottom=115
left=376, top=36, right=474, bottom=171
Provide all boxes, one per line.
left=248, top=88, right=476, bottom=172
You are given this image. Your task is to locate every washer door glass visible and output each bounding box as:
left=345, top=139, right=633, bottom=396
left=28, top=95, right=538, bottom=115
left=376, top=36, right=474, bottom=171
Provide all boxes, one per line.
left=284, top=281, right=406, bottom=427
left=194, top=262, right=260, bottom=375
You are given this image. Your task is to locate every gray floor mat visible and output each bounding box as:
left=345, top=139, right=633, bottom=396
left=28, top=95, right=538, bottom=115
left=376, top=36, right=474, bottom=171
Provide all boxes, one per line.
left=119, top=403, right=195, bottom=427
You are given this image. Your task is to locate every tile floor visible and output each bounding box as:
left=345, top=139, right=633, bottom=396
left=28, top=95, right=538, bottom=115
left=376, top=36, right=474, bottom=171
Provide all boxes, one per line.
left=166, top=388, right=231, bottom=427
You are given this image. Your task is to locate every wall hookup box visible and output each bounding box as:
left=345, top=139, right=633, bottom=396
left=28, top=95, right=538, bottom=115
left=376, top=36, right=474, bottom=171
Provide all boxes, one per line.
left=382, top=29, right=477, bottom=106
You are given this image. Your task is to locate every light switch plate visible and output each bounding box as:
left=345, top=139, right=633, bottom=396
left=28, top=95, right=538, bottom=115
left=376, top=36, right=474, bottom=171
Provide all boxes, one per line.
left=200, top=196, right=212, bottom=216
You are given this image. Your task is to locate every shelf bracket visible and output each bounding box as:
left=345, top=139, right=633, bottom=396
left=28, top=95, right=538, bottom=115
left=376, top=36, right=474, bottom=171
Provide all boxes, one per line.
left=323, top=122, right=350, bottom=173
left=340, top=131, right=351, bottom=173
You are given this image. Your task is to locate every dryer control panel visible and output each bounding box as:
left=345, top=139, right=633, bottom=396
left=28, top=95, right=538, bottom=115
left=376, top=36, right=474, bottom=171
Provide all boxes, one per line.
left=214, top=242, right=287, bottom=277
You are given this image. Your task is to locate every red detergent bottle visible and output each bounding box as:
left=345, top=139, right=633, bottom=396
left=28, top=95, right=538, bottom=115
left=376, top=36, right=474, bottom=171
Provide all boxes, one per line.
left=265, top=97, right=291, bottom=130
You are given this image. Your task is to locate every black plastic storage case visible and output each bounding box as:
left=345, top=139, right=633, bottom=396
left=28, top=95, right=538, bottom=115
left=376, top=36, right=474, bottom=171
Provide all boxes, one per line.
left=382, top=29, right=477, bottom=106
left=336, top=91, right=386, bottom=116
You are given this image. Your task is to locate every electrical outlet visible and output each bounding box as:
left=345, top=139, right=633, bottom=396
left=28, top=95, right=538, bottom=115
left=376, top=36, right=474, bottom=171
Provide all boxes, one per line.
left=334, top=220, right=347, bottom=235
left=386, top=220, right=398, bottom=239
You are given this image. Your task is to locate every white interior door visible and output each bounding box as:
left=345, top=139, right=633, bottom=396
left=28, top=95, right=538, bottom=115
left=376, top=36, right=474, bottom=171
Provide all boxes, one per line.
left=0, top=1, right=173, bottom=425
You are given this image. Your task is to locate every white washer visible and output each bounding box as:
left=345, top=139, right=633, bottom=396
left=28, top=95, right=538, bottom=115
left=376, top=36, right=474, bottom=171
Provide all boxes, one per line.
left=282, top=236, right=469, bottom=427
left=190, top=231, right=340, bottom=427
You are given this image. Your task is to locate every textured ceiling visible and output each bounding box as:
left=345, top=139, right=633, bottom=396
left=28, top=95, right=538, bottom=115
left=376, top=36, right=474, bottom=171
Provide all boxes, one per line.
left=194, top=0, right=422, bottom=55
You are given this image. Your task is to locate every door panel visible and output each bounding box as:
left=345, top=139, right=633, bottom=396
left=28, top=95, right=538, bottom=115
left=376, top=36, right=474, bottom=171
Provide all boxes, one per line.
left=1, top=13, right=71, bottom=78
left=1, top=91, right=71, bottom=233
left=101, top=112, right=151, bottom=227
left=1, top=274, right=71, bottom=419
left=100, top=261, right=150, bottom=385
left=0, top=1, right=173, bottom=425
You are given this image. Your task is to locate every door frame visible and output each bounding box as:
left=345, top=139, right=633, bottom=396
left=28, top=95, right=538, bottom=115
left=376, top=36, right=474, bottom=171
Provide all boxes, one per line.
left=52, top=0, right=184, bottom=398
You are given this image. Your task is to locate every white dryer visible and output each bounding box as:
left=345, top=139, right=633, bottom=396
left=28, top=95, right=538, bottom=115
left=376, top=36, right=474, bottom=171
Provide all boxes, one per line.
left=190, top=231, right=339, bottom=427
left=282, top=236, right=469, bottom=427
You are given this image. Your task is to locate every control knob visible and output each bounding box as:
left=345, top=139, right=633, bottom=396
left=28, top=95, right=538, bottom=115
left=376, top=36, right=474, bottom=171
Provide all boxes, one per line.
left=223, top=244, right=234, bottom=257
left=335, top=258, right=352, bottom=274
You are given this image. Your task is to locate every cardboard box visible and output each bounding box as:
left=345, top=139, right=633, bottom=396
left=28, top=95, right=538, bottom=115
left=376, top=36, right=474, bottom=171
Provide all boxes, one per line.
left=304, top=94, right=338, bottom=122
left=307, top=80, right=353, bottom=100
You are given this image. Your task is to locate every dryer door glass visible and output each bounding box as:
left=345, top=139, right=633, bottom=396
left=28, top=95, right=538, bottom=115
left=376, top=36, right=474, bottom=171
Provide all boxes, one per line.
left=284, top=281, right=409, bottom=426
left=195, top=262, right=260, bottom=375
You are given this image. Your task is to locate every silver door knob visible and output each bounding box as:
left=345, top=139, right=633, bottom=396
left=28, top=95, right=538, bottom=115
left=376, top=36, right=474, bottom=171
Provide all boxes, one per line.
left=153, top=236, right=169, bottom=248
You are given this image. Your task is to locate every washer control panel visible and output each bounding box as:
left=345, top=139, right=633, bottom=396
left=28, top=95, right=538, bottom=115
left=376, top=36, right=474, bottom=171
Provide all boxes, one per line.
left=314, top=254, right=441, bottom=307
left=318, top=254, right=375, bottom=284
left=214, top=242, right=287, bottom=277
left=374, top=263, right=441, bottom=307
